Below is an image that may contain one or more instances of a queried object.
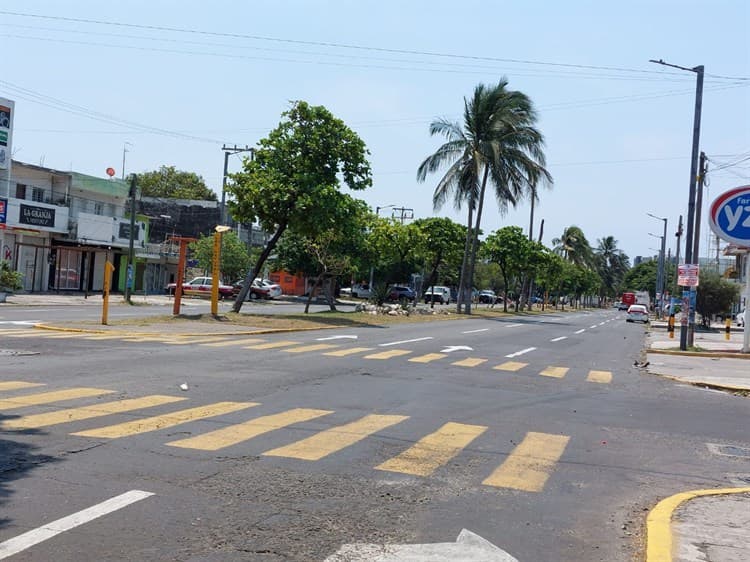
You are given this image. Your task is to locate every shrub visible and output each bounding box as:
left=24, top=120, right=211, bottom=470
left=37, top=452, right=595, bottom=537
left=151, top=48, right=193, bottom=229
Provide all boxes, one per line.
left=0, top=260, right=23, bottom=291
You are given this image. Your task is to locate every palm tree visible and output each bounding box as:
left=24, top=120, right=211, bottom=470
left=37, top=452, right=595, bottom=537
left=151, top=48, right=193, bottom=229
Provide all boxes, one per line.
left=552, top=226, right=593, bottom=267
left=417, top=80, right=552, bottom=314
left=594, top=236, right=630, bottom=300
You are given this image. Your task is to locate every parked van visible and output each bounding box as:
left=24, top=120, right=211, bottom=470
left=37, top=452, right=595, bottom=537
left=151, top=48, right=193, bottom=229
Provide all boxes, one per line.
left=424, top=285, right=451, bottom=304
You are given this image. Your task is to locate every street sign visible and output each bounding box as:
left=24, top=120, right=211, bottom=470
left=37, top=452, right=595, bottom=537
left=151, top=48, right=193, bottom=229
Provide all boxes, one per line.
left=708, top=185, right=750, bottom=247
left=678, top=264, right=700, bottom=286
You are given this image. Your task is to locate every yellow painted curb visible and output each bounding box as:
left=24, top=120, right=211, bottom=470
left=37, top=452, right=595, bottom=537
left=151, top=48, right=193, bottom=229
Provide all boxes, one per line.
left=646, top=487, right=750, bottom=562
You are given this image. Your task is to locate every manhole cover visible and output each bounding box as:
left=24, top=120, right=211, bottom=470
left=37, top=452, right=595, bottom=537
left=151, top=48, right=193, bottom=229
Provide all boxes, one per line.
left=707, top=443, right=750, bottom=459
left=0, top=349, right=40, bottom=356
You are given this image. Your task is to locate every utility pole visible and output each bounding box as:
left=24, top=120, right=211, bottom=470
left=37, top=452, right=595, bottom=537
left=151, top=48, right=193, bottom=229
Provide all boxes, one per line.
left=124, top=174, right=137, bottom=303
left=650, top=59, right=703, bottom=351
left=692, top=151, right=707, bottom=267
left=220, top=145, right=254, bottom=225
left=393, top=207, right=414, bottom=224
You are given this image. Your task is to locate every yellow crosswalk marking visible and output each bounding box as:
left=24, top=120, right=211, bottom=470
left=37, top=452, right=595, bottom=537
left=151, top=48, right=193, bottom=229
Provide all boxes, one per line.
left=375, top=422, right=487, bottom=476
left=482, top=432, right=570, bottom=492
left=264, top=414, right=409, bottom=461
left=32, top=333, right=84, bottom=339
left=539, top=366, right=569, bottom=378
left=493, top=361, right=527, bottom=372
left=451, top=357, right=487, bottom=368
left=363, top=349, right=412, bottom=360
left=0, top=331, right=51, bottom=338
left=72, top=401, right=257, bottom=439
left=0, top=388, right=115, bottom=411
left=82, top=334, right=144, bottom=340
left=586, top=370, right=612, bottom=384
left=323, top=347, right=374, bottom=357
left=244, top=341, right=300, bottom=350
left=0, top=381, right=45, bottom=392
left=284, top=344, right=339, bottom=354
left=167, top=408, right=332, bottom=451
left=0, top=329, right=35, bottom=335
left=161, top=336, right=231, bottom=345
left=3, top=395, right=187, bottom=429
left=408, top=353, right=446, bottom=364
left=201, top=338, right=267, bottom=347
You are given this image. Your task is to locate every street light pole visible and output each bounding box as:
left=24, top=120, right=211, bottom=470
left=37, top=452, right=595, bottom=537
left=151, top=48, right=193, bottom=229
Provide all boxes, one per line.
left=124, top=174, right=137, bottom=303
left=220, top=145, right=254, bottom=226
left=648, top=213, right=668, bottom=317
left=649, top=59, right=704, bottom=350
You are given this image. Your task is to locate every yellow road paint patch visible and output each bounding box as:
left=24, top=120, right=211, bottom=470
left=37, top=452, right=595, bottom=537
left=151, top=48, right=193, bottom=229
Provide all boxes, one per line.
left=376, top=422, right=487, bottom=476
left=493, top=361, right=527, bottom=372
left=323, top=347, right=374, bottom=357
left=244, top=341, right=300, bottom=350
left=160, top=336, right=231, bottom=345
left=167, top=408, right=332, bottom=451
left=284, top=344, right=339, bottom=353
left=201, top=338, right=267, bottom=347
left=3, top=395, right=187, bottom=429
left=539, top=366, right=569, bottom=378
left=408, top=353, right=446, bottom=364
left=264, top=413, right=408, bottom=461
left=0, top=388, right=115, bottom=411
left=72, top=401, right=256, bottom=439
left=451, top=358, right=488, bottom=368
left=363, top=349, right=412, bottom=360
left=587, top=370, right=612, bottom=384
left=0, top=381, right=45, bottom=392
left=482, top=432, right=570, bottom=492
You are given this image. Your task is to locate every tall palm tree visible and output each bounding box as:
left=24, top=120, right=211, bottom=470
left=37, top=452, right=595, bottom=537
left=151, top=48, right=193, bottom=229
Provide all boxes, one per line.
left=417, top=80, right=551, bottom=314
left=594, top=236, right=630, bottom=298
left=552, top=225, right=593, bottom=267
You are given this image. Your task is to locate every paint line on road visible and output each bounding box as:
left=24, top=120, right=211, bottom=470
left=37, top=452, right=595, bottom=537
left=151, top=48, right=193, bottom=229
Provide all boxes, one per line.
left=452, top=357, right=487, bottom=368
left=482, top=432, right=570, bottom=492
left=284, top=343, right=340, bottom=354
left=244, top=340, right=300, bottom=350
left=376, top=422, right=487, bottom=477
left=408, top=353, right=447, bottom=364
left=504, top=323, right=522, bottom=328
left=462, top=328, right=489, bottom=334
left=378, top=337, right=433, bottom=347
left=323, top=347, right=374, bottom=357
left=0, top=490, right=154, bottom=560
left=586, top=370, right=612, bottom=384
left=167, top=408, right=332, bottom=451
left=539, top=366, right=569, bottom=379
left=201, top=338, right=267, bottom=347
left=264, top=414, right=409, bottom=461
left=0, top=381, right=45, bottom=392
left=550, top=336, right=567, bottom=342
left=493, top=361, right=527, bottom=372
left=0, top=388, right=115, bottom=411
left=505, top=347, right=536, bottom=358
left=598, top=322, right=606, bottom=326
left=589, top=325, right=598, bottom=329
left=574, top=329, right=585, bottom=334
left=363, top=349, right=412, bottom=360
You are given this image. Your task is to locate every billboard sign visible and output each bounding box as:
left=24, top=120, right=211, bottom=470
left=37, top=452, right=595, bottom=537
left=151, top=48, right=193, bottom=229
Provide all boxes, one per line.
left=0, top=97, right=14, bottom=170
left=708, top=185, right=750, bottom=247
left=678, top=264, right=700, bottom=287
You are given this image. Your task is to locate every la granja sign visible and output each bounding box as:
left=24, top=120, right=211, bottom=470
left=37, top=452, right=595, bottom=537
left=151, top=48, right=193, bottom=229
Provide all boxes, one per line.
left=708, top=185, right=750, bottom=247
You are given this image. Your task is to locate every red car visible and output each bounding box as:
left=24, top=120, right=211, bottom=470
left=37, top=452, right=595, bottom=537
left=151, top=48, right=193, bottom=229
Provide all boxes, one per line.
left=165, top=277, right=235, bottom=299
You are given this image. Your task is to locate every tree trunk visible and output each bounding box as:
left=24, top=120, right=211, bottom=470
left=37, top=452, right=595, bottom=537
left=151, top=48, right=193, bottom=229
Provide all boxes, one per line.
left=466, top=165, right=491, bottom=316
left=457, top=205, right=474, bottom=314
left=304, top=274, right=323, bottom=314
left=325, top=276, right=337, bottom=311
left=232, top=221, right=287, bottom=313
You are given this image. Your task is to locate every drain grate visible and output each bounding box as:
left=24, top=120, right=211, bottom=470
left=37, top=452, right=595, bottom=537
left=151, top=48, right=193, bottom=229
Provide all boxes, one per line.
left=707, top=443, right=750, bottom=459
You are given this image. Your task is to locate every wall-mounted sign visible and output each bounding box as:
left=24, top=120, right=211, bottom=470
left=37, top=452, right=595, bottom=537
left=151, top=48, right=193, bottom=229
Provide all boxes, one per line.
left=678, top=264, right=700, bottom=287
left=119, top=222, right=140, bottom=239
left=708, top=185, right=750, bottom=247
left=0, top=97, right=14, bottom=170
left=19, top=204, right=55, bottom=228
left=0, top=197, right=6, bottom=224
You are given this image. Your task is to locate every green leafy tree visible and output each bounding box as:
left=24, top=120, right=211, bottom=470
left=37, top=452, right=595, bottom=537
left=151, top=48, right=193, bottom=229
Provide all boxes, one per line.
left=367, top=218, right=426, bottom=289
left=227, top=101, right=372, bottom=311
left=534, top=250, right=565, bottom=310
left=622, top=260, right=659, bottom=296
left=413, top=217, right=466, bottom=307
left=138, top=166, right=217, bottom=200
left=696, top=270, right=741, bottom=327
left=483, top=226, right=533, bottom=312
left=417, top=79, right=552, bottom=315
left=188, top=231, right=250, bottom=283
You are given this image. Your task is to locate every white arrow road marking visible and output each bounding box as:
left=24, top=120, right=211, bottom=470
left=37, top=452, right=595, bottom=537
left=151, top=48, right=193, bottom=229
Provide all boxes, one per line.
left=379, top=337, right=433, bottom=347
left=462, top=328, right=489, bottom=334
left=575, top=329, right=586, bottom=334
left=505, top=347, right=536, bottom=358
left=550, top=336, right=567, bottom=342
left=316, top=335, right=358, bottom=341
left=0, top=490, right=154, bottom=560
left=325, top=528, right=518, bottom=561
left=441, top=345, right=474, bottom=353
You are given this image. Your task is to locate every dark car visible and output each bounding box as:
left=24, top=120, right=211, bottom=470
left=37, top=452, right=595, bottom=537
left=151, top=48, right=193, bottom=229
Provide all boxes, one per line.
left=387, top=285, right=416, bottom=302
left=478, top=290, right=498, bottom=304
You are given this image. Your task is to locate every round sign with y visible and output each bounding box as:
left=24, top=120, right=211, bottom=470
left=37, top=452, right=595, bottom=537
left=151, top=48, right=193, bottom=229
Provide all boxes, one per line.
left=708, top=185, right=750, bottom=246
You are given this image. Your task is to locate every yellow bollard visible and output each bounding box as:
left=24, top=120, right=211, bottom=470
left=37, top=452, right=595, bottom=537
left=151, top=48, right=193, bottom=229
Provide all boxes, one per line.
left=101, top=261, right=114, bottom=325
left=725, top=317, right=731, bottom=341
left=668, top=314, right=675, bottom=339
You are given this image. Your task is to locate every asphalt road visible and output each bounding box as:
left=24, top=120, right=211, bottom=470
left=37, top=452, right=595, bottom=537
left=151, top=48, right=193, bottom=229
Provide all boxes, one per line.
left=1, top=308, right=749, bottom=561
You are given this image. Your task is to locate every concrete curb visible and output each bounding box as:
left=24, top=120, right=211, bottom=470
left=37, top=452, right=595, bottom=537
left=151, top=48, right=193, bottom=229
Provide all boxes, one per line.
left=646, top=487, right=750, bottom=562
left=648, top=349, right=750, bottom=360
left=32, top=324, right=339, bottom=337
left=644, top=372, right=750, bottom=393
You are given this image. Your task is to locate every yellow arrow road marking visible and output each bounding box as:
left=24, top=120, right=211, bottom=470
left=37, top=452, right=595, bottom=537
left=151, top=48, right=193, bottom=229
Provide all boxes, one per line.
left=482, top=432, right=570, bottom=492
left=376, top=422, right=487, bottom=476
left=72, top=401, right=256, bottom=439
left=264, top=414, right=409, bottom=461
left=167, top=408, right=332, bottom=451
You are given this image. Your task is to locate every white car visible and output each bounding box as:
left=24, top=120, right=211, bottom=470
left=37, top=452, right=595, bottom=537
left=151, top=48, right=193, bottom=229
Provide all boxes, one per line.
left=424, top=285, right=451, bottom=304
left=738, top=308, right=746, bottom=328
left=626, top=304, right=649, bottom=323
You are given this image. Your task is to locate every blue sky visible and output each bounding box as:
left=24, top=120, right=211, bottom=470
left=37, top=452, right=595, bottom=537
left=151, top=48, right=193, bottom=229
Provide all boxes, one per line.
left=2, top=1, right=748, bottom=262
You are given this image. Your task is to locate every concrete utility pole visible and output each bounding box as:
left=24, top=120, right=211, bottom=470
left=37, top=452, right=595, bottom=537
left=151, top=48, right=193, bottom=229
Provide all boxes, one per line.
left=220, top=145, right=254, bottom=225
left=648, top=213, right=668, bottom=317
left=650, top=59, right=704, bottom=351
left=692, top=151, right=707, bottom=267
left=124, top=174, right=137, bottom=303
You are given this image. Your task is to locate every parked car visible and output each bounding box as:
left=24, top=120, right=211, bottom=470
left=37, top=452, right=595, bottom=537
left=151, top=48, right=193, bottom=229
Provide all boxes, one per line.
left=737, top=308, right=746, bottom=327
left=165, top=276, right=235, bottom=299
left=347, top=283, right=372, bottom=299
left=387, top=285, right=416, bottom=302
left=626, top=304, right=649, bottom=323
left=478, top=290, right=498, bottom=304
left=234, top=278, right=283, bottom=300
left=617, top=301, right=629, bottom=311
left=424, top=285, right=452, bottom=304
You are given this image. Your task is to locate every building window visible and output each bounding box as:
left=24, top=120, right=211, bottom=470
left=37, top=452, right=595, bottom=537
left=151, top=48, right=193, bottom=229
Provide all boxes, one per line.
left=94, top=202, right=104, bottom=215
left=32, top=187, right=45, bottom=203
left=15, top=184, right=26, bottom=199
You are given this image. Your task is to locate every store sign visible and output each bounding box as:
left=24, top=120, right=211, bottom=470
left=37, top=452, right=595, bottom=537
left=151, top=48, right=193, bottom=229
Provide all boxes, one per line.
left=119, top=222, right=140, bottom=239
left=0, top=197, right=6, bottom=224
left=0, top=97, right=13, bottom=170
left=19, top=204, right=55, bottom=228
left=678, top=264, right=700, bottom=287
left=708, top=185, right=750, bottom=247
